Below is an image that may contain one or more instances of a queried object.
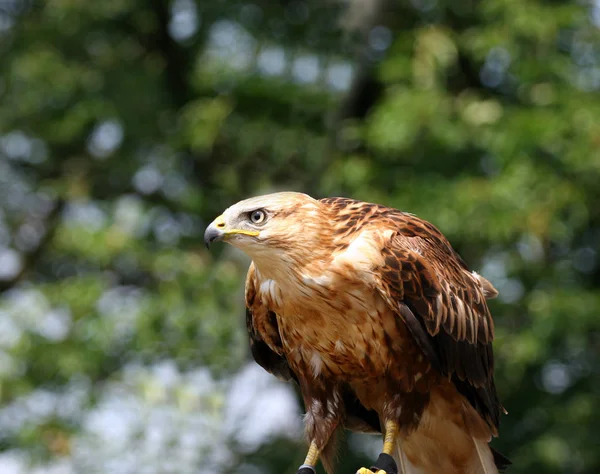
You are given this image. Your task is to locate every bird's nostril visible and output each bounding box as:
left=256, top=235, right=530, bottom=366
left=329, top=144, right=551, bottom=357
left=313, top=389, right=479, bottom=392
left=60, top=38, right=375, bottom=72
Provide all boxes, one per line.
left=216, top=222, right=225, bottom=228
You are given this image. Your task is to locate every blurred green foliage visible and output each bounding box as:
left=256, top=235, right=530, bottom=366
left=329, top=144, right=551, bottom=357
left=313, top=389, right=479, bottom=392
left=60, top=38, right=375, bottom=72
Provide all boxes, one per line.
left=0, top=0, right=599, bottom=473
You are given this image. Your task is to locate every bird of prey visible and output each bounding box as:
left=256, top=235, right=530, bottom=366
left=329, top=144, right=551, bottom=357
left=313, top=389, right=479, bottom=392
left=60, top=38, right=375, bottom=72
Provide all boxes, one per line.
left=204, top=192, right=509, bottom=474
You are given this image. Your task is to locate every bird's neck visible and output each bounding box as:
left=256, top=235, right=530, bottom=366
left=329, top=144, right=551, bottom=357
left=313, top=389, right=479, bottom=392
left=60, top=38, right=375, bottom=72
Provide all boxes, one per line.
left=251, top=242, right=333, bottom=285
left=253, top=251, right=327, bottom=280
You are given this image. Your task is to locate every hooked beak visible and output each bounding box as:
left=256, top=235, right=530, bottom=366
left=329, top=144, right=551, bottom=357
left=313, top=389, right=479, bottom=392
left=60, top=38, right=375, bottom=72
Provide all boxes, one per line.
left=204, top=215, right=226, bottom=249
left=204, top=214, right=260, bottom=249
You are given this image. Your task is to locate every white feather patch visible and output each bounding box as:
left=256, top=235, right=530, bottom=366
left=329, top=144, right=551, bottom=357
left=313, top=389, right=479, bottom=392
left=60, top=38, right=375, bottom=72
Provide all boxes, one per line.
left=309, top=351, right=323, bottom=377
left=302, top=274, right=331, bottom=286
left=259, top=279, right=281, bottom=305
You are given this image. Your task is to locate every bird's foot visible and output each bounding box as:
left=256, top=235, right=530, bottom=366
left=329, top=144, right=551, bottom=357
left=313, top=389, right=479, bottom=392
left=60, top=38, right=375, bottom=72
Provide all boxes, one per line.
left=355, top=453, right=398, bottom=474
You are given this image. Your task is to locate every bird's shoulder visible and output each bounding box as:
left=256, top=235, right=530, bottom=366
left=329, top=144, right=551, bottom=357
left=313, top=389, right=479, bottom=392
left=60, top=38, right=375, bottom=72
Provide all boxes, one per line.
left=320, top=197, right=497, bottom=303
left=319, top=196, right=450, bottom=244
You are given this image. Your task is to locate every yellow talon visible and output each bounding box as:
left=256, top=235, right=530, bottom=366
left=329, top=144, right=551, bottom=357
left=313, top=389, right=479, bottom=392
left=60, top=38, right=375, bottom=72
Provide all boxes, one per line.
left=356, top=469, right=386, bottom=474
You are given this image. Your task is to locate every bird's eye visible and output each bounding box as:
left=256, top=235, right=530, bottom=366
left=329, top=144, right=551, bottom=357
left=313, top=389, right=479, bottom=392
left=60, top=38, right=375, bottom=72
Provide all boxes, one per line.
left=249, top=210, right=266, bottom=224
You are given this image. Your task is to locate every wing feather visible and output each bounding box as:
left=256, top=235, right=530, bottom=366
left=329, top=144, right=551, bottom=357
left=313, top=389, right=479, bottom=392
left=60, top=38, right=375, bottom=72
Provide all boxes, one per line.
left=379, top=237, right=502, bottom=429
left=245, top=264, right=294, bottom=382
left=380, top=227, right=502, bottom=430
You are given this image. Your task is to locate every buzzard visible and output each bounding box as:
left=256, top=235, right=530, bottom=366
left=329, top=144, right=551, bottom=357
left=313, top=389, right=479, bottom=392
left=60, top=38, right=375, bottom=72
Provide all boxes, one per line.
left=204, top=192, right=509, bottom=474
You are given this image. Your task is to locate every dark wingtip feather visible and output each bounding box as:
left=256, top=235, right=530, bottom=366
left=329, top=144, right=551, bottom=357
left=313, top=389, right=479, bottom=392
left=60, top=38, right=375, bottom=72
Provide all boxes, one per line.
left=491, top=447, right=512, bottom=472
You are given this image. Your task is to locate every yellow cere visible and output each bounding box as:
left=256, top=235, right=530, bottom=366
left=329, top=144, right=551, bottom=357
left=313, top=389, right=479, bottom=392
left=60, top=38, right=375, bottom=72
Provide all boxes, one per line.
left=214, top=215, right=226, bottom=228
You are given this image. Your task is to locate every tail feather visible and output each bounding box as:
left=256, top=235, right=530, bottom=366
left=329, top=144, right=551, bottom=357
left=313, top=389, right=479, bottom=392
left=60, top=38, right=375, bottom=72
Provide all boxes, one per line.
left=392, top=435, right=509, bottom=474
left=394, top=439, right=423, bottom=474
left=320, top=427, right=342, bottom=474
left=393, top=439, right=407, bottom=474
left=387, top=386, right=510, bottom=474
left=472, top=437, right=499, bottom=474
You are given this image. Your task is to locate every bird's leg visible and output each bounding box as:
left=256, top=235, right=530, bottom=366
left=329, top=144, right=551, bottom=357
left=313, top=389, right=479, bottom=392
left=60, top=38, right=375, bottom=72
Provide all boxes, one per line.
left=296, top=389, right=342, bottom=474
left=296, top=414, right=340, bottom=474
left=382, top=419, right=398, bottom=455
left=296, top=441, right=320, bottom=474
left=355, top=420, right=399, bottom=474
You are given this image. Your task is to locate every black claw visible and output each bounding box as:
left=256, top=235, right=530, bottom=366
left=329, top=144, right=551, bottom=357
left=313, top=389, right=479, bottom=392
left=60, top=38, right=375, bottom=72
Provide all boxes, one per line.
left=371, top=453, right=397, bottom=474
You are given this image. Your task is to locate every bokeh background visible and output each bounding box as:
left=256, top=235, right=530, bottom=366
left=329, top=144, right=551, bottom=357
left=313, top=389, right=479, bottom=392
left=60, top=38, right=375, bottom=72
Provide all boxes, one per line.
left=0, top=0, right=599, bottom=473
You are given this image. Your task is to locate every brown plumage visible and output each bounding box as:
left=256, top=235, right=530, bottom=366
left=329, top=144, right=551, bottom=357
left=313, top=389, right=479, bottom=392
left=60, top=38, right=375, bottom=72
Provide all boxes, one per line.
left=204, top=192, right=509, bottom=474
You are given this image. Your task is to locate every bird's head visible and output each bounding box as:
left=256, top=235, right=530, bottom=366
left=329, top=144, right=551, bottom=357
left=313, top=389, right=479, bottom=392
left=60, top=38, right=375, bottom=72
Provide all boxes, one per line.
left=204, top=192, right=327, bottom=265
